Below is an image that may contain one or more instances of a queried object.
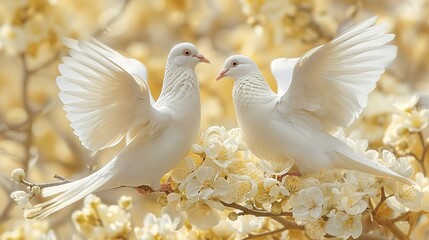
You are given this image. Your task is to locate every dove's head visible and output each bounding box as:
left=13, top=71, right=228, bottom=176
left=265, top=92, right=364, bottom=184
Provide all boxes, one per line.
left=216, top=55, right=259, bottom=81
left=168, top=42, right=210, bottom=67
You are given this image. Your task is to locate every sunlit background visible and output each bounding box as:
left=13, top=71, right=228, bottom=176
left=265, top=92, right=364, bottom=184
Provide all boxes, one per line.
left=1, top=0, right=429, bottom=239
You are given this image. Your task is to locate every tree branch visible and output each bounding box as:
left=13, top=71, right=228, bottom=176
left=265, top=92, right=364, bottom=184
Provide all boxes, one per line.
left=93, top=0, right=131, bottom=37
left=242, top=227, right=287, bottom=240
left=221, top=202, right=303, bottom=230
left=221, top=202, right=292, bottom=217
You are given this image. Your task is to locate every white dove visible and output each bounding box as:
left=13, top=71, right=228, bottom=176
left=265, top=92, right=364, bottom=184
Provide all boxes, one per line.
left=26, top=39, right=210, bottom=219
left=216, top=17, right=413, bottom=184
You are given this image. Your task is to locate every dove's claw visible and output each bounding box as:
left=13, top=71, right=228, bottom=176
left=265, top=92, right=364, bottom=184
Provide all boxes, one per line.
left=287, top=172, right=302, bottom=177
left=278, top=171, right=302, bottom=181
left=159, top=183, right=173, bottom=194
left=134, top=185, right=154, bottom=195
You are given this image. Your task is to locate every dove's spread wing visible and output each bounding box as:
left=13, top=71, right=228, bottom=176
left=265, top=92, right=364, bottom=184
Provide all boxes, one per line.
left=270, top=58, right=299, bottom=96
left=63, top=38, right=155, bottom=104
left=57, top=39, right=165, bottom=151
left=278, top=17, right=396, bottom=132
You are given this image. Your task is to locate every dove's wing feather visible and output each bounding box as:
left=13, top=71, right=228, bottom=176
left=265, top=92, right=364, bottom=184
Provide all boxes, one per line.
left=84, top=38, right=155, bottom=104
left=57, top=40, right=165, bottom=151
left=270, top=58, right=299, bottom=95
left=278, top=17, right=396, bottom=132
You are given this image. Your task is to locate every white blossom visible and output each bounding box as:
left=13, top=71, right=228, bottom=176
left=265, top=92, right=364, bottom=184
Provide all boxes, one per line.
left=394, top=183, right=423, bottom=210
left=0, top=24, right=27, bottom=55
left=403, top=109, right=429, bottom=132
left=185, top=165, right=229, bottom=201
left=290, top=186, right=324, bottom=223
left=383, top=114, right=409, bottom=146
left=332, top=184, right=367, bottom=215
left=72, top=195, right=131, bottom=239
left=393, top=95, right=419, bottom=111
left=305, top=219, right=326, bottom=240
left=326, top=212, right=362, bottom=239
left=0, top=220, right=55, bottom=240
left=161, top=193, right=187, bottom=230
left=97, top=204, right=131, bottom=236
left=344, top=171, right=377, bottom=197
left=186, top=200, right=224, bottom=229
left=10, top=190, right=31, bottom=209
left=221, top=175, right=258, bottom=204
left=255, top=178, right=289, bottom=207
left=378, top=150, right=413, bottom=178
left=227, top=215, right=264, bottom=234
left=135, top=213, right=186, bottom=240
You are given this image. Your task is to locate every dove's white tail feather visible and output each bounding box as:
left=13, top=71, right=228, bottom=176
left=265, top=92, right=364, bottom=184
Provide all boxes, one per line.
left=26, top=159, right=116, bottom=220
left=40, top=180, right=79, bottom=198
left=333, top=143, right=413, bottom=185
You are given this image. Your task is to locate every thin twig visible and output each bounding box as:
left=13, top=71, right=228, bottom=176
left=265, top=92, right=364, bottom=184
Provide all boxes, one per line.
left=20, top=54, right=35, bottom=174
left=242, top=227, right=287, bottom=240
left=19, top=178, right=72, bottom=189
left=391, top=211, right=411, bottom=223
left=221, top=202, right=292, bottom=217
left=221, top=202, right=302, bottom=231
left=93, top=0, right=131, bottom=37
left=418, top=132, right=428, bottom=175
left=357, top=233, right=389, bottom=240
left=373, top=187, right=387, bottom=215
left=407, top=212, right=421, bottom=239
left=53, top=174, right=72, bottom=182
left=27, top=51, right=61, bottom=74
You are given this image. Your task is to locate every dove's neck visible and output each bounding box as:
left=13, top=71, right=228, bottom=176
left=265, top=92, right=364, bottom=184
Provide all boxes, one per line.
left=157, top=64, right=200, bottom=108
left=232, top=72, right=276, bottom=111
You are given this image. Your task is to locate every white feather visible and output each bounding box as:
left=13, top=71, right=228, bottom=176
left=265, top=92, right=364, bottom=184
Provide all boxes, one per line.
left=270, top=58, right=299, bottom=95
left=225, top=17, right=414, bottom=187
left=25, top=40, right=205, bottom=220
left=279, top=16, right=397, bottom=132
left=57, top=39, right=156, bottom=151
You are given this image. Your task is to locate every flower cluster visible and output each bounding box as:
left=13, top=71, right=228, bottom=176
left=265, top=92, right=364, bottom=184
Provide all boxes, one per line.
left=239, top=0, right=338, bottom=43
left=155, top=123, right=428, bottom=239
left=384, top=95, right=429, bottom=156
left=0, top=220, right=56, bottom=240
left=1, top=0, right=429, bottom=238
left=134, top=213, right=189, bottom=240
left=0, top=0, right=71, bottom=57
left=9, top=168, right=42, bottom=212
left=72, top=194, right=132, bottom=239
left=161, top=126, right=262, bottom=229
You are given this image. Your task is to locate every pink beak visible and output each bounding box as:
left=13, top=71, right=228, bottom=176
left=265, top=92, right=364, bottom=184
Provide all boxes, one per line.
left=216, top=68, right=229, bottom=81
left=195, top=53, right=210, bottom=63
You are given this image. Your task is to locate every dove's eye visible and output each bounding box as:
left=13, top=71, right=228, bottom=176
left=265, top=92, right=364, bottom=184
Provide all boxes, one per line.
left=231, top=61, right=238, bottom=67
left=184, top=49, right=191, bottom=56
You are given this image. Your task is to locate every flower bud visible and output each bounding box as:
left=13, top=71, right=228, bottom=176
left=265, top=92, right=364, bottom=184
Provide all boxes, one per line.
left=271, top=201, right=283, bottom=215
left=31, top=186, right=41, bottom=195
left=228, top=211, right=238, bottom=221
left=157, top=195, right=168, bottom=207
left=118, top=195, right=132, bottom=210
left=11, top=168, right=25, bottom=183
left=244, top=200, right=254, bottom=206
left=284, top=175, right=301, bottom=193
left=191, top=144, right=204, bottom=154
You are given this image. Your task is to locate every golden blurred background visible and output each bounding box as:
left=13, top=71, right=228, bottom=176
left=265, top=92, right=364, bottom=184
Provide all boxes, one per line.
left=0, top=0, right=429, bottom=239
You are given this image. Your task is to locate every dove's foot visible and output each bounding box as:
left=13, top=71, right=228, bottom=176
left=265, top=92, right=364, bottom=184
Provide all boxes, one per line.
left=286, top=171, right=302, bottom=177
left=278, top=171, right=302, bottom=181
left=134, top=183, right=173, bottom=195
left=134, top=185, right=154, bottom=195
left=159, top=182, right=173, bottom=194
